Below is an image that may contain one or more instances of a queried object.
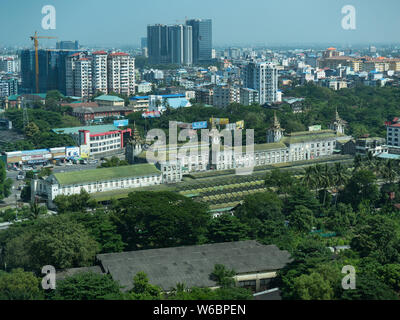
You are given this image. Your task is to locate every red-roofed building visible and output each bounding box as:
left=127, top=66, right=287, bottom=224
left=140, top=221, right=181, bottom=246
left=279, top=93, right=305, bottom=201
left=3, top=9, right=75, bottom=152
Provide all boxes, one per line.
left=66, top=51, right=134, bottom=98
left=107, top=52, right=135, bottom=96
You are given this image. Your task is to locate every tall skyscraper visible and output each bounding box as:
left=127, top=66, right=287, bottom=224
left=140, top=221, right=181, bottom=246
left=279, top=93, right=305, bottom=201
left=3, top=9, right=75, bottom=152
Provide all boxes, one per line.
left=186, top=19, right=212, bottom=64
left=147, top=24, right=170, bottom=64
left=169, top=24, right=192, bottom=66
left=243, top=62, right=278, bottom=105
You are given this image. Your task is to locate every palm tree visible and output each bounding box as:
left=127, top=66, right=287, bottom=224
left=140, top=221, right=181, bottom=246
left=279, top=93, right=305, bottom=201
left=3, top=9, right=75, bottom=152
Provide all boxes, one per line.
left=353, top=154, right=364, bottom=171
left=29, top=201, right=42, bottom=220
left=380, top=159, right=398, bottom=184
left=319, top=164, right=333, bottom=206
left=302, top=166, right=316, bottom=190
left=332, top=162, right=349, bottom=205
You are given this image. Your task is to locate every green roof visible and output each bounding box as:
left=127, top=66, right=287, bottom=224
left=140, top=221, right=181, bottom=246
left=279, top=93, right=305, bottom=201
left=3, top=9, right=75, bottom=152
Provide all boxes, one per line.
left=8, top=93, right=47, bottom=101
left=94, top=95, right=124, bottom=102
left=281, top=130, right=341, bottom=144
left=52, top=124, right=119, bottom=135
left=53, top=164, right=160, bottom=185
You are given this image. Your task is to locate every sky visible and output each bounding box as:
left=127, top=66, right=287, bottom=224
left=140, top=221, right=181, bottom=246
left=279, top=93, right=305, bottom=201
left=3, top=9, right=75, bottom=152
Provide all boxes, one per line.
left=0, top=0, right=399, bottom=48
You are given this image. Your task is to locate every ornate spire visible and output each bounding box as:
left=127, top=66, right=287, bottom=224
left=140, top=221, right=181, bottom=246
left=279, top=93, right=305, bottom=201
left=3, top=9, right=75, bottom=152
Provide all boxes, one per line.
left=131, top=121, right=143, bottom=144
left=271, top=111, right=282, bottom=130
left=335, top=107, right=341, bottom=121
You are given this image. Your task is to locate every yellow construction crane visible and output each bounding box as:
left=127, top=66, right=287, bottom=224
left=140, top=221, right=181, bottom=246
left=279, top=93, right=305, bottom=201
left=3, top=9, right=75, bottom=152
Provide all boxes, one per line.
left=30, top=31, right=57, bottom=93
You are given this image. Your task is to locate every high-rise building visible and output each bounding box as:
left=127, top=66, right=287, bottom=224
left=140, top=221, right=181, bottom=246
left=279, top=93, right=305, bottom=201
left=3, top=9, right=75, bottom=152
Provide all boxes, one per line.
left=186, top=19, right=212, bottom=64
left=74, top=57, right=92, bottom=99
left=21, top=49, right=79, bottom=94
left=213, top=85, right=240, bottom=108
left=242, top=61, right=278, bottom=105
left=169, top=24, right=192, bottom=66
left=107, top=52, right=135, bottom=96
left=0, top=77, right=18, bottom=97
left=147, top=24, right=170, bottom=64
left=240, top=88, right=259, bottom=106
left=92, top=51, right=108, bottom=94
left=56, top=40, right=79, bottom=50
left=0, top=57, right=17, bottom=73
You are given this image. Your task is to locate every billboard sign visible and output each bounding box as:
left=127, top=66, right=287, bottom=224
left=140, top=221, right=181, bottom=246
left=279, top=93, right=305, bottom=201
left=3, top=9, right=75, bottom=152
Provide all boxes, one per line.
left=114, top=119, right=129, bottom=127
left=192, top=121, right=208, bottom=130
left=65, top=146, right=80, bottom=159
left=210, top=118, right=229, bottom=126
left=236, top=120, right=244, bottom=130
left=142, top=111, right=161, bottom=118
left=309, top=125, right=322, bottom=132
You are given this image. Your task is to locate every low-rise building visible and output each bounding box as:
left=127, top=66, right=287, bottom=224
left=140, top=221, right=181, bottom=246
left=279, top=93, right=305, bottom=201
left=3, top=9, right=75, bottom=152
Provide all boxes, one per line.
left=94, top=95, right=125, bottom=107
left=96, top=240, right=291, bottom=292
left=31, top=163, right=164, bottom=208
left=52, top=124, right=132, bottom=157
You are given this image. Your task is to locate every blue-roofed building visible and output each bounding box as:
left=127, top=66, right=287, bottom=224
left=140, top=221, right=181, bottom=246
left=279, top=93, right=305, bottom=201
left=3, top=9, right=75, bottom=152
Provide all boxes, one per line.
left=167, top=97, right=191, bottom=109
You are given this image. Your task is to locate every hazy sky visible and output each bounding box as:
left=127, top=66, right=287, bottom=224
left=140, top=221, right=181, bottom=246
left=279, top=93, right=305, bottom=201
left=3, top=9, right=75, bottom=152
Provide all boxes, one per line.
left=1, top=0, right=399, bottom=48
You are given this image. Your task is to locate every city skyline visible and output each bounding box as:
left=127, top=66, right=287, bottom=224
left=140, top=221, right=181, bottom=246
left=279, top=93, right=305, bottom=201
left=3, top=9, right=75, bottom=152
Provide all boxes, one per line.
left=1, top=0, right=400, bottom=48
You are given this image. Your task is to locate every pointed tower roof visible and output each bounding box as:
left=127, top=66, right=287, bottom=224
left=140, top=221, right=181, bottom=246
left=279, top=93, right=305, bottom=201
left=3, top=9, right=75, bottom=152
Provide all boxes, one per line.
left=269, top=111, right=284, bottom=131
left=130, top=122, right=144, bottom=144
left=333, top=108, right=347, bottom=124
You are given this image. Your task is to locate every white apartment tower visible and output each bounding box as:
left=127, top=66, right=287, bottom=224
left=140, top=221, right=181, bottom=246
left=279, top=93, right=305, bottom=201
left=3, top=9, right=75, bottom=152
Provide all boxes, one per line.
left=92, top=51, right=108, bottom=94
left=66, top=52, right=86, bottom=97
left=107, top=52, right=135, bottom=96
left=74, top=57, right=92, bottom=99
left=243, top=61, right=278, bottom=105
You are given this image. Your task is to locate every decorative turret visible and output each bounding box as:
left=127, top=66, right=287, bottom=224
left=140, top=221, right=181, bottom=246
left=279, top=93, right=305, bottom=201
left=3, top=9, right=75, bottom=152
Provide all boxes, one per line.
left=267, top=111, right=284, bottom=143
left=125, top=122, right=145, bottom=164
left=330, top=108, right=347, bottom=135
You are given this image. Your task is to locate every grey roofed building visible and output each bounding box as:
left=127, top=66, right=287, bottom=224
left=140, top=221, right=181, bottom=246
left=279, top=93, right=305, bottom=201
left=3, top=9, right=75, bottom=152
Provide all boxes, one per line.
left=96, top=240, right=291, bottom=292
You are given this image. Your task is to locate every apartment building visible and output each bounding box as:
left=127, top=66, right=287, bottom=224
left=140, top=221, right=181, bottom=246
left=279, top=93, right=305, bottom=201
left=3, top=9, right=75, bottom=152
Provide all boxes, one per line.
left=107, top=52, right=135, bottom=96
left=92, top=51, right=108, bottom=94
left=74, top=57, right=92, bottom=99
left=242, top=61, right=278, bottom=105
left=66, top=51, right=135, bottom=98
left=213, top=85, right=240, bottom=107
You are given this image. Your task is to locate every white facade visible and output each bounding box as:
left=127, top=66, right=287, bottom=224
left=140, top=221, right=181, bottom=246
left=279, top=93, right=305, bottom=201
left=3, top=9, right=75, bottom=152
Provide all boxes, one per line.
left=243, top=61, right=278, bottom=105
left=0, top=57, right=17, bottom=73
left=32, top=166, right=166, bottom=208
left=107, top=53, right=135, bottom=96
left=92, top=52, right=108, bottom=94
left=75, top=58, right=92, bottom=99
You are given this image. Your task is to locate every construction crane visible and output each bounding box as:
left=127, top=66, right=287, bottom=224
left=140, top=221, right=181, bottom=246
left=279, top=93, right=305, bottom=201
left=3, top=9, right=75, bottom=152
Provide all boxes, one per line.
left=30, top=31, right=57, bottom=93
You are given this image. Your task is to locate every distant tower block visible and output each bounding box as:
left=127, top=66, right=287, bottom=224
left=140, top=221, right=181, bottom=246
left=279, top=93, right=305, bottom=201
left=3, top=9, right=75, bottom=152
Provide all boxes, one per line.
left=267, top=111, right=284, bottom=143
